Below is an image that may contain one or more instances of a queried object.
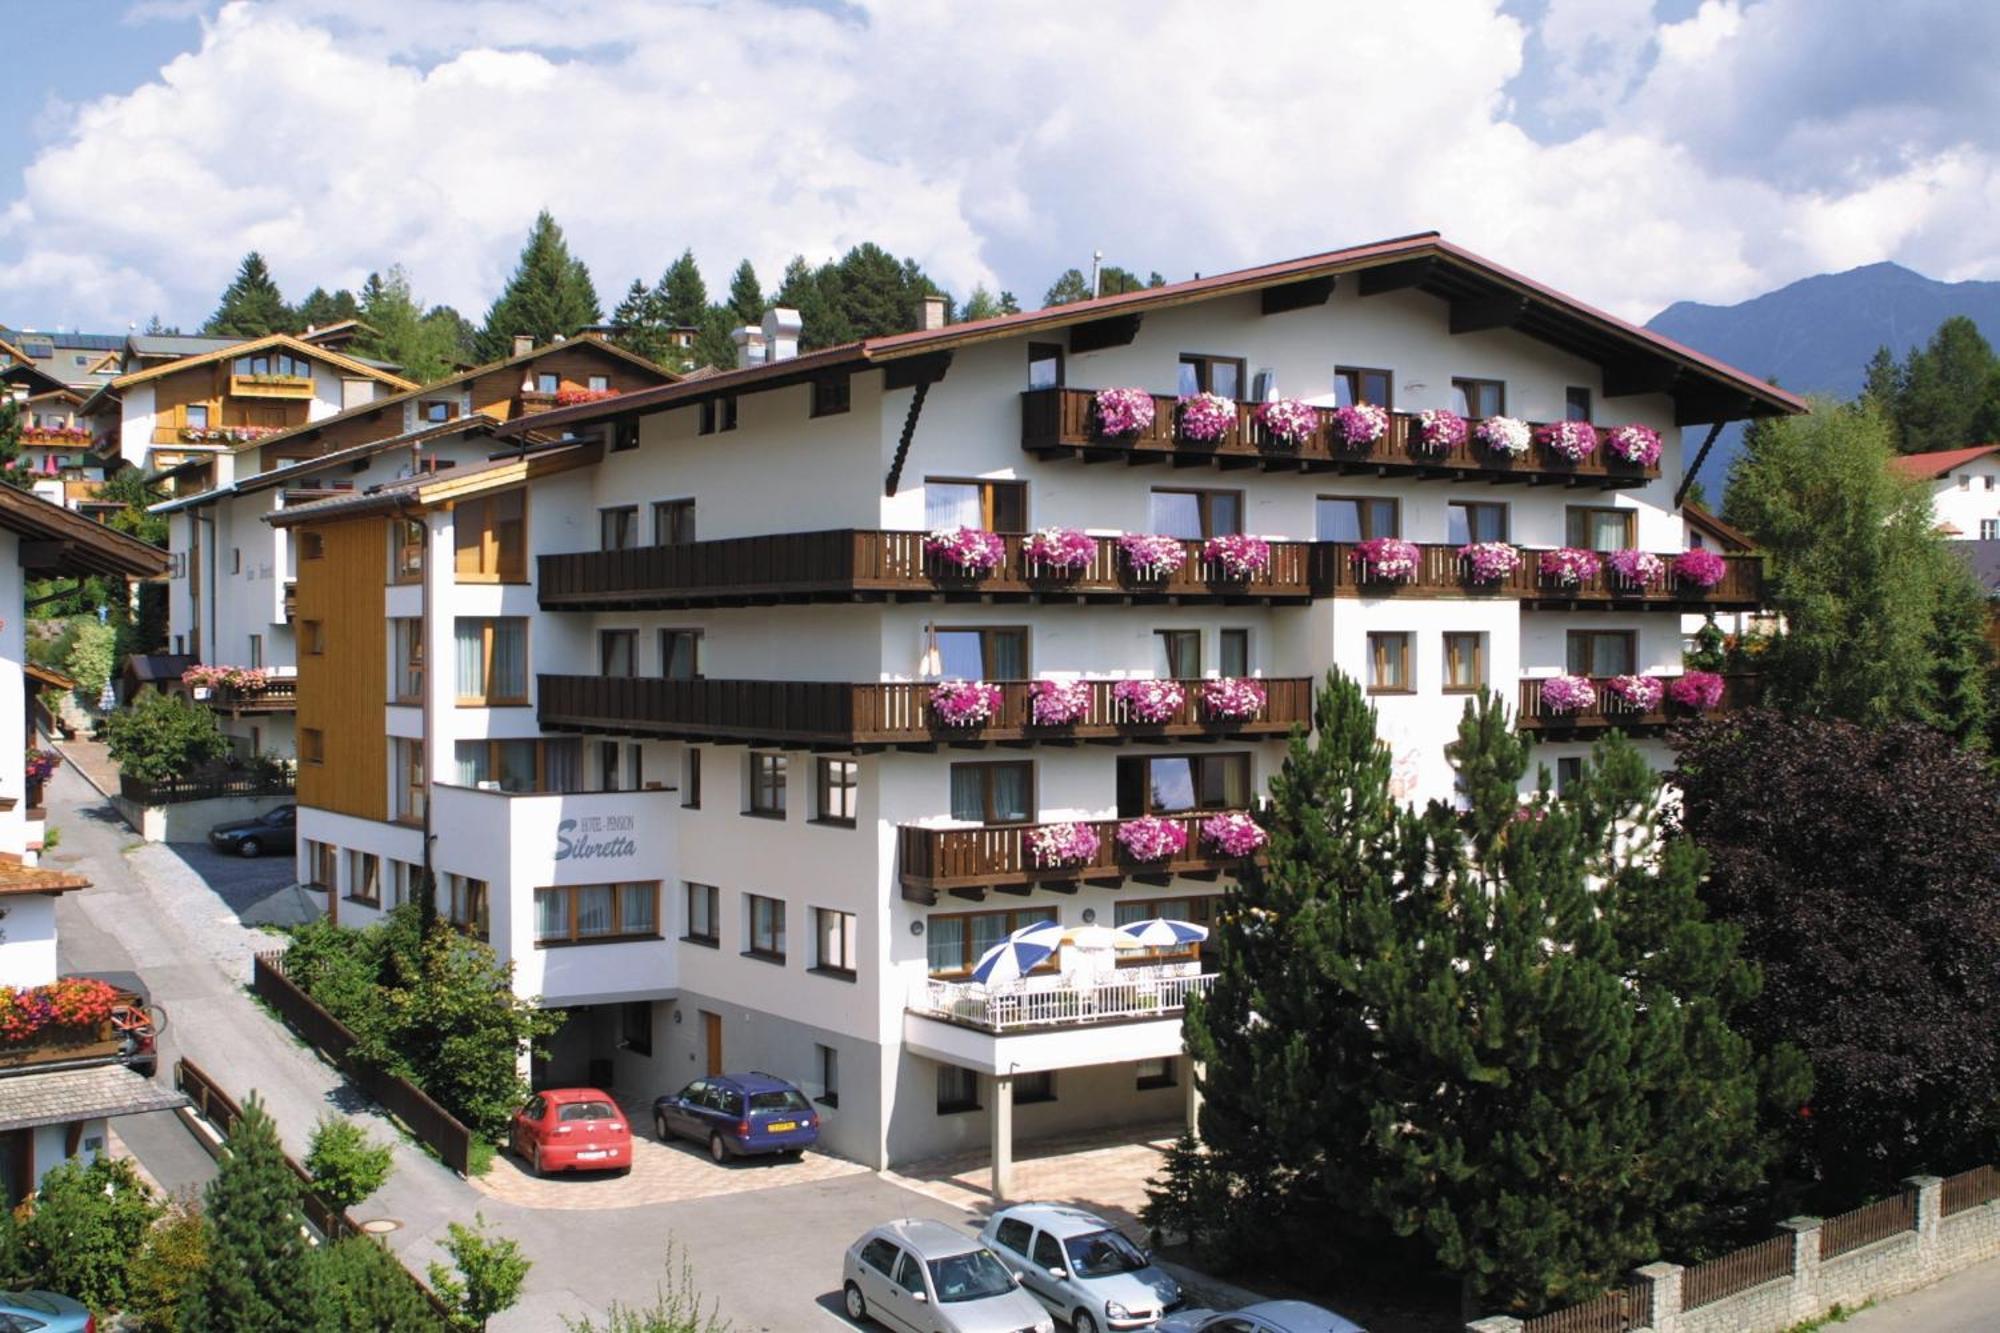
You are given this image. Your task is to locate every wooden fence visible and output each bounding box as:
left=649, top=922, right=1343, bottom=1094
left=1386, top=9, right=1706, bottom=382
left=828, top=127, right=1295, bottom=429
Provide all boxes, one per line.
left=1520, top=1278, right=1650, bottom=1332
left=252, top=951, right=473, bottom=1176
left=120, top=768, right=295, bottom=805
left=1819, top=1188, right=1916, bottom=1261
left=1941, top=1164, right=2000, bottom=1217
left=1681, top=1233, right=1795, bottom=1309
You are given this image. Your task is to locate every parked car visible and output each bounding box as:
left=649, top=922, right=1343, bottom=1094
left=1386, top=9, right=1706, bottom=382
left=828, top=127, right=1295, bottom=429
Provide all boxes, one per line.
left=652, top=1071, right=819, bottom=1162
left=206, top=804, right=296, bottom=858
left=0, top=1288, right=94, bottom=1332
left=842, top=1219, right=1054, bottom=1333
left=1156, top=1301, right=1366, bottom=1333
left=72, top=970, right=159, bottom=1078
left=508, top=1088, right=631, bottom=1177
left=980, top=1203, right=1183, bottom=1331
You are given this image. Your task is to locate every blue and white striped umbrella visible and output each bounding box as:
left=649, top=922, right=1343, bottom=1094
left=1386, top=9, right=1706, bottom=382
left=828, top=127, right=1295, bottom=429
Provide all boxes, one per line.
left=1116, top=918, right=1210, bottom=949
left=969, top=934, right=1058, bottom=985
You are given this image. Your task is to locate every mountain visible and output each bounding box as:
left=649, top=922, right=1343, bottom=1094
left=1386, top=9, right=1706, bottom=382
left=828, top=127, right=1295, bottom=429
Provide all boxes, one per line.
left=1644, top=262, right=2000, bottom=490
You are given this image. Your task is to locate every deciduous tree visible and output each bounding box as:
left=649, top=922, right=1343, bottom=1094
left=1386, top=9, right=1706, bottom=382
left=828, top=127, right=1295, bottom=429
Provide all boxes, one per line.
left=16, top=1155, right=160, bottom=1314
left=429, top=1214, right=528, bottom=1333
left=105, top=689, right=230, bottom=783
left=305, top=1116, right=395, bottom=1212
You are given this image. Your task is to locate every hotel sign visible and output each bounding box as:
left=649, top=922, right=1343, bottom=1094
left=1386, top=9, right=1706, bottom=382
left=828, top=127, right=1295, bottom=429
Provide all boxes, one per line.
left=554, top=814, right=638, bottom=863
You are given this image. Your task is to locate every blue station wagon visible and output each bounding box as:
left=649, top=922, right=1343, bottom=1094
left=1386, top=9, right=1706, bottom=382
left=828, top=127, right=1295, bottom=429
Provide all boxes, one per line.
left=652, top=1072, right=820, bottom=1162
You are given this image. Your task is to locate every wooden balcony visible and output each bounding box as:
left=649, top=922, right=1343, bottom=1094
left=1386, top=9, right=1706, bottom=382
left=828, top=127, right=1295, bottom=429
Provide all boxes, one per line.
left=209, top=676, right=298, bottom=715
left=1022, top=387, right=1659, bottom=488
left=538, top=675, right=1313, bottom=751
left=228, top=372, right=316, bottom=399
left=1516, top=673, right=1761, bottom=735
left=537, top=530, right=1316, bottom=611
left=899, top=811, right=1263, bottom=903
left=1310, top=543, right=1764, bottom=610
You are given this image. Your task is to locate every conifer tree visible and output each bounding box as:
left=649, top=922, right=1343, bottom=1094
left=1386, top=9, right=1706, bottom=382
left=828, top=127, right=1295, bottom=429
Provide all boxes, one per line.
left=295, top=286, right=361, bottom=330
left=1042, top=268, right=1091, bottom=307
left=726, top=259, right=765, bottom=325
left=181, top=1094, right=316, bottom=1332
left=204, top=252, right=293, bottom=337
left=610, top=278, right=677, bottom=367
left=477, top=211, right=601, bottom=360
left=653, top=249, right=708, bottom=330
left=960, top=285, right=1002, bottom=323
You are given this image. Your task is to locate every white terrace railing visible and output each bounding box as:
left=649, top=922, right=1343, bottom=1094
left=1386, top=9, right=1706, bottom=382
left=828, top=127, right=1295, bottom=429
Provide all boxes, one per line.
left=911, top=969, right=1217, bottom=1033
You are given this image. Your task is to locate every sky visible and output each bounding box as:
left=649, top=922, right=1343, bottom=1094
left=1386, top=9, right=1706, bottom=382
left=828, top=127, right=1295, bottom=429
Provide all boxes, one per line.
left=4, top=0, right=1998, bottom=336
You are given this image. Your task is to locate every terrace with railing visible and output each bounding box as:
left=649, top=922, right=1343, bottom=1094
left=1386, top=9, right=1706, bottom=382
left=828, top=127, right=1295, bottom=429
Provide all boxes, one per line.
left=206, top=674, right=298, bottom=714
left=1516, top=673, right=1760, bottom=735
left=911, top=968, right=1217, bottom=1033
left=1309, top=542, right=1763, bottom=609
left=898, top=811, right=1264, bottom=903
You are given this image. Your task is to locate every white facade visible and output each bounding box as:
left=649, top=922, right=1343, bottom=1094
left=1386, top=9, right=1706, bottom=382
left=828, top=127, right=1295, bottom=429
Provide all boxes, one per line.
left=1919, top=452, right=2000, bottom=540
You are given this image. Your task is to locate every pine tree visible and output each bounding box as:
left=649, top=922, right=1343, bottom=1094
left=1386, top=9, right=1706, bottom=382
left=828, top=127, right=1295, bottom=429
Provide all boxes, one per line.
left=424, top=306, right=480, bottom=367
left=653, top=249, right=708, bottom=330
left=776, top=256, right=852, bottom=350
left=295, top=286, right=361, bottom=330
left=142, top=313, right=180, bottom=336
left=204, top=252, right=292, bottom=337
left=960, top=285, right=1002, bottom=323
left=182, top=1094, right=316, bottom=1332
left=610, top=278, right=677, bottom=367
left=691, top=305, right=736, bottom=372
left=1042, top=268, right=1092, bottom=307
left=477, top=211, right=602, bottom=361
left=726, top=259, right=765, bottom=325
left=998, top=291, right=1021, bottom=315
left=1891, top=316, right=1998, bottom=454
left=1921, top=558, right=1995, bottom=747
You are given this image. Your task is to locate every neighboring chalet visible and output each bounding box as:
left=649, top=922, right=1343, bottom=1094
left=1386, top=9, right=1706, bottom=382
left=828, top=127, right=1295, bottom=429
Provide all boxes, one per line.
left=1889, top=443, right=2000, bottom=540
left=271, top=231, right=1799, bottom=1191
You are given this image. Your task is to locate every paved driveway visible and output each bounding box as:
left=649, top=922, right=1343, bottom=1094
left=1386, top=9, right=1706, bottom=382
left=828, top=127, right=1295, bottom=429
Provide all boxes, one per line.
left=474, top=1120, right=866, bottom=1210
left=167, top=838, right=302, bottom=918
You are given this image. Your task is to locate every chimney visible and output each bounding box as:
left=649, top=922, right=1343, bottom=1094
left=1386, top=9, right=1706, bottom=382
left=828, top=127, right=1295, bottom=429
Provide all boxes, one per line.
left=732, top=326, right=768, bottom=370
left=511, top=334, right=533, bottom=357
left=918, top=294, right=946, bottom=331
left=762, top=307, right=803, bottom=362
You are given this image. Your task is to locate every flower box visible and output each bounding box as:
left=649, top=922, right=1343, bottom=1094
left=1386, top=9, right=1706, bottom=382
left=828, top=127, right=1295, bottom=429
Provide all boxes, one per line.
left=1118, top=533, right=1188, bottom=578
left=1200, top=812, right=1267, bottom=857
left=1116, top=816, right=1189, bottom=863
left=1672, top=548, right=1728, bottom=590
left=1605, top=675, right=1663, bottom=711
left=0, top=977, right=122, bottom=1054
left=1474, top=415, right=1532, bottom=456
left=1177, top=392, right=1236, bottom=443
left=1093, top=388, right=1157, bottom=438
left=930, top=680, right=1003, bottom=727
left=1605, top=424, right=1662, bottom=466
left=1458, top=542, right=1523, bottom=583
left=1539, top=419, right=1599, bottom=462
left=1020, top=526, right=1096, bottom=572
left=1351, top=537, right=1421, bottom=583
left=1253, top=398, right=1318, bottom=447
left=1029, top=679, right=1092, bottom=726
left=1202, top=677, right=1266, bottom=721
left=1540, top=675, right=1597, bottom=714
left=1414, top=409, right=1467, bottom=453
left=181, top=664, right=272, bottom=691
left=1604, top=549, right=1665, bottom=588
left=924, top=525, right=1007, bottom=574
left=1667, top=671, right=1726, bottom=711
left=1028, top=822, right=1101, bottom=869
left=1538, top=547, right=1603, bottom=587
left=1330, top=403, right=1390, bottom=448
left=554, top=386, right=621, bottom=406
left=1202, top=534, right=1271, bottom=579
left=1113, top=679, right=1187, bottom=724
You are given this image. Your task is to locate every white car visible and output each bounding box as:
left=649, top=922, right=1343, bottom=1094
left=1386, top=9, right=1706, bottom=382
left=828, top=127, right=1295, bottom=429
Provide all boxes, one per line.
left=978, top=1203, right=1183, bottom=1331
left=843, top=1218, right=1056, bottom=1333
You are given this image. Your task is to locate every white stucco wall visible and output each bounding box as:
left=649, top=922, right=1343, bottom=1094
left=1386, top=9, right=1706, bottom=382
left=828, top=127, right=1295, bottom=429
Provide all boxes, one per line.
left=1926, top=456, right=2000, bottom=539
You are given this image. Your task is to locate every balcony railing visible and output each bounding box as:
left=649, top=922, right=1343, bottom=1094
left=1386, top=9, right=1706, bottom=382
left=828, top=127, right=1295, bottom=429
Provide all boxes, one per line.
left=208, top=676, right=298, bottom=713
left=538, top=530, right=1316, bottom=611
left=1022, top=387, right=1660, bottom=487
left=1310, top=543, right=1764, bottom=609
left=899, top=811, right=1262, bottom=903
left=538, top=675, right=1312, bottom=749
left=1516, top=673, right=1760, bottom=734
left=911, top=969, right=1217, bottom=1033
left=228, top=372, right=316, bottom=399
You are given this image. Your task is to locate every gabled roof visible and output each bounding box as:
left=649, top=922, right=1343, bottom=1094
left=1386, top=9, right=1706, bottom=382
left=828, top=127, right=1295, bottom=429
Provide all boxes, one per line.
left=0, top=486, right=167, bottom=579
left=1886, top=444, right=2000, bottom=480
left=127, top=334, right=243, bottom=361
left=266, top=439, right=598, bottom=527
left=153, top=418, right=504, bottom=516
left=1683, top=502, right=1756, bottom=551
left=503, top=230, right=1811, bottom=441
left=105, top=332, right=418, bottom=393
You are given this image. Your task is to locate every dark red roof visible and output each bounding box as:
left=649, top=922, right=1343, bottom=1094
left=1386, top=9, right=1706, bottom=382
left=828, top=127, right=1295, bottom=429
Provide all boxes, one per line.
left=1887, top=444, right=2000, bottom=480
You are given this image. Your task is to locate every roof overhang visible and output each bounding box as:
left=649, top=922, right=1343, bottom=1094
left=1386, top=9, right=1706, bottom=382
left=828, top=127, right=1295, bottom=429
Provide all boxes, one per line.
left=266, top=438, right=601, bottom=528
left=0, top=1064, right=190, bottom=1132
left=0, top=487, right=167, bottom=578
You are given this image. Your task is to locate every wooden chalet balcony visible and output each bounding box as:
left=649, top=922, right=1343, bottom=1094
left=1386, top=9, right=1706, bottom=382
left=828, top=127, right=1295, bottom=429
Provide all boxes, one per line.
left=538, top=675, right=1313, bottom=750
left=1022, top=387, right=1659, bottom=488
left=538, top=530, right=1315, bottom=611
left=1310, top=543, right=1764, bottom=610
left=1516, top=673, right=1761, bottom=735
left=899, top=811, right=1263, bottom=903
left=209, top=676, right=298, bottom=715
left=228, top=372, right=315, bottom=399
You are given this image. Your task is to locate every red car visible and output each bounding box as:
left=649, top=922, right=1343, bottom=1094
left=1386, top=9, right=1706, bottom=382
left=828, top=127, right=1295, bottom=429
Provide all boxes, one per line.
left=510, top=1088, right=631, bottom=1177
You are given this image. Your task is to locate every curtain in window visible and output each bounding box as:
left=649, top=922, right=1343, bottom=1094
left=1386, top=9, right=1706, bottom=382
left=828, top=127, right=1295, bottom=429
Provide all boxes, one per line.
left=927, top=916, right=964, bottom=973
left=454, top=620, right=485, bottom=697
left=535, top=888, right=565, bottom=941
left=1217, top=756, right=1251, bottom=808
left=1589, top=510, right=1628, bottom=551
left=453, top=740, right=487, bottom=786
left=545, top=739, right=580, bottom=794
left=935, top=631, right=984, bottom=680
left=989, top=765, right=1029, bottom=823
left=688, top=886, right=714, bottom=938
left=1150, top=492, right=1203, bottom=541
left=986, top=632, right=1026, bottom=680
left=1315, top=499, right=1361, bottom=542
left=949, top=767, right=985, bottom=822
left=491, top=620, right=526, bottom=698
left=621, top=885, right=655, bottom=935
left=495, top=740, right=537, bottom=792
left=925, top=483, right=982, bottom=531
left=575, top=885, right=614, bottom=937
left=969, top=913, right=1011, bottom=964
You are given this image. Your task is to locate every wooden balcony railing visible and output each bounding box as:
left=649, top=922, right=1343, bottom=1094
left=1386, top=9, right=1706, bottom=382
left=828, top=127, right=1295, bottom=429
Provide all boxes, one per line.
left=538, top=675, right=1313, bottom=749
left=1022, top=386, right=1660, bottom=488
left=538, top=530, right=1316, bottom=611
left=210, top=676, right=298, bottom=713
left=1310, top=543, right=1764, bottom=609
left=1516, top=673, right=1760, bottom=734
left=228, top=372, right=316, bottom=399
left=899, top=811, right=1263, bottom=903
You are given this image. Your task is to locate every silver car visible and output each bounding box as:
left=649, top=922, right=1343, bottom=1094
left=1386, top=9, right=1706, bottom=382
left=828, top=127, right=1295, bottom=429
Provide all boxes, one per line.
left=1156, top=1300, right=1367, bottom=1333
left=843, top=1218, right=1056, bottom=1333
left=979, top=1203, right=1183, bottom=1331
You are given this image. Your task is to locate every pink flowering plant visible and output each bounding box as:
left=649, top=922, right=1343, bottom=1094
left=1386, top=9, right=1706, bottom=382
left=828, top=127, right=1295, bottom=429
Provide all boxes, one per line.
left=1540, top=419, right=1600, bottom=462
left=181, top=664, right=271, bottom=691
left=1540, top=674, right=1598, bottom=714
left=1414, top=409, right=1468, bottom=453
left=1118, top=533, right=1189, bottom=578
left=1202, top=534, right=1272, bottom=579
left=1330, top=402, right=1390, bottom=447
left=1606, top=675, right=1664, bottom=711
left=1028, top=821, right=1101, bottom=869
left=1672, top=548, right=1729, bottom=590
left=930, top=680, right=1004, bottom=727
left=1253, top=398, right=1319, bottom=446
left=1093, top=387, right=1157, bottom=437
left=23, top=749, right=59, bottom=784
left=1030, top=679, right=1092, bottom=726
left=1539, top=547, right=1603, bottom=587
left=1203, top=677, right=1266, bottom=721
left=1113, top=679, right=1188, bottom=724
left=1668, top=670, right=1726, bottom=711
left=924, top=526, right=1007, bottom=574
left=1474, top=415, right=1532, bottom=456
left=1116, top=815, right=1189, bottom=863
left=1605, top=424, right=1663, bottom=467
left=1177, top=392, right=1237, bottom=443
left=1605, top=549, right=1666, bottom=587
left=1457, top=541, right=1522, bottom=583
left=1201, top=811, right=1267, bottom=857
left=1021, top=526, right=1097, bottom=571
left=1351, top=537, right=1421, bottom=582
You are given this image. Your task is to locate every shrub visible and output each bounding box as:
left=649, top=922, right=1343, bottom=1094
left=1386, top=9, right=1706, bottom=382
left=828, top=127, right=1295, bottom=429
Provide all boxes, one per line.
left=63, top=618, right=117, bottom=700
left=305, top=1117, right=395, bottom=1212
left=17, top=1154, right=161, bottom=1314
left=429, top=1214, right=529, bottom=1333
left=311, top=1235, right=448, bottom=1332
left=105, top=690, right=230, bottom=784
left=127, top=1193, right=209, bottom=1332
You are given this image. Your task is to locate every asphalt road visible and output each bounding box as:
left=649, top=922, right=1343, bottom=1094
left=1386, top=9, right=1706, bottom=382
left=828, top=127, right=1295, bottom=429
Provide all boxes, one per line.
left=163, top=835, right=299, bottom=915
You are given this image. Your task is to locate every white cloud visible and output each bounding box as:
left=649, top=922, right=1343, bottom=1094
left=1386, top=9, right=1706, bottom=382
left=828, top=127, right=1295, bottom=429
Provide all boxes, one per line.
left=2, top=0, right=1998, bottom=334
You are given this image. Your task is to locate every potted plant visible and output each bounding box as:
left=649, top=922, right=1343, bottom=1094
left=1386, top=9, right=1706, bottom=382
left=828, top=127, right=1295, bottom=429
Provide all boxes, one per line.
left=1605, top=424, right=1662, bottom=466
left=1605, top=675, right=1664, bottom=711
left=1350, top=537, right=1421, bottom=583
left=1457, top=541, right=1522, bottom=584
left=1027, top=822, right=1101, bottom=869
left=1020, top=526, right=1096, bottom=572
left=1330, top=403, right=1390, bottom=448
left=1200, top=812, right=1267, bottom=856
left=1540, top=675, right=1597, bottom=714
left=1116, top=816, right=1189, bottom=863
left=1414, top=408, right=1468, bottom=453
left=1539, top=419, right=1599, bottom=462
left=1604, top=549, right=1666, bottom=590
left=930, top=681, right=1004, bottom=727
left=1113, top=679, right=1187, bottom=724
left=1253, top=398, right=1318, bottom=447
left=1093, top=388, right=1157, bottom=438
left=1201, top=534, right=1272, bottom=579
left=923, top=526, right=1007, bottom=574
left=1672, top=548, right=1729, bottom=590
left=1177, top=392, right=1236, bottom=444
left=1117, top=533, right=1189, bottom=579
left=1538, top=547, right=1603, bottom=588
left=1030, top=679, right=1092, bottom=726
left=1202, top=677, right=1266, bottom=721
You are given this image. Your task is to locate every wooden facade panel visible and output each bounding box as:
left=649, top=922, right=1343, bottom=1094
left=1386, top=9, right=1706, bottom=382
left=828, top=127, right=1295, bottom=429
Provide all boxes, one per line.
left=151, top=362, right=309, bottom=436
left=467, top=344, right=666, bottom=420
left=258, top=404, right=403, bottom=470
left=294, top=516, right=388, bottom=821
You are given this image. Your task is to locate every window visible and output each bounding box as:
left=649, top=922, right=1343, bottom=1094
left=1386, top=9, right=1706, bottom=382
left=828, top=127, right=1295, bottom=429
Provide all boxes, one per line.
left=395, top=738, right=426, bottom=821
left=234, top=351, right=312, bottom=379
left=301, top=728, right=325, bottom=765
left=698, top=398, right=738, bottom=434
left=748, top=752, right=787, bottom=817
left=1451, top=378, right=1505, bottom=418
left=1027, top=342, right=1064, bottom=390
left=535, top=372, right=559, bottom=394
left=454, top=617, right=528, bottom=704
left=950, top=761, right=1033, bottom=824
left=1117, top=752, right=1251, bottom=815
left=936, top=1064, right=982, bottom=1114
left=390, top=517, right=425, bottom=583
left=185, top=404, right=210, bottom=430
left=621, top=1001, right=652, bottom=1056
left=1114, top=896, right=1221, bottom=962
left=816, top=759, right=858, bottom=826
left=599, top=629, right=637, bottom=678
left=859, top=1238, right=900, bottom=1278
left=933, top=626, right=1027, bottom=679
left=587, top=374, right=610, bottom=393
left=816, top=1044, right=839, bottom=1107
left=299, top=531, right=325, bottom=561
left=454, top=738, right=579, bottom=793
left=307, top=841, right=338, bottom=891
left=1136, top=1057, right=1178, bottom=1091
left=1220, top=628, right=1250, bottom=677
left=247, top=634, right=262, bottom=669
left=1368, top=632, right=1412, bottom=694
left=1985, top=520, right=2000, bottom=541
left=423, top=401, right=452, bottom=423
left=1154, top=629, right=1202, bottom=679
left=1177, top=354, right=1245, bottom=399
left=1556, top=756, right=1585, bottom=798
left=600, top=506, right=639, bottom=550
left=445, top=875, right=489, bottom=938
left=653, top=499, right=696, bottom=544
left=1014, top=1071, right=1056, bottom=1104
left=231, top=547, right=242, bottom=574
left=1565, top=386, right=1593, bottom=422
left=453, top=491, right=526, bottom=582
left=1316, top=496, right=1399, bottom=542
left=683, top=747, right=702, bottom=808
left=1567, top=630, right=1635, bottom=677
left=348, top=852, right=380, bottom=906
left=533, top=883, right=659, bottom=945
left=1566, top=505, right=1635, bottom=552
left=1448, top=501, right=1509, bottom=544
left=813, top=908, right=857, bottom=977
left=684, top=883, right=719, bottom=945
left=1444, top=632, right=1486, bottom=692
left=1334, top=365, right=1393, bottom=408
left=1151, top=488, right=1241, bottom=540
left=811, top=376, right=851, bottom=417
left=392, top=619, right=424, bottom=702
left=650, top=629, right=702, bottom=682
left=746, top=893, right=786, bottom=961
left=924, top=478, right=1027, bottom=533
